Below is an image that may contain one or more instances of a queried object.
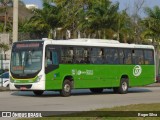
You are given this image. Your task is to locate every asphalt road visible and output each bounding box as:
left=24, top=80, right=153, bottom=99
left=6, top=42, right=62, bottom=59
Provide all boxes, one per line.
left=0, top=87, right=160, bottom=113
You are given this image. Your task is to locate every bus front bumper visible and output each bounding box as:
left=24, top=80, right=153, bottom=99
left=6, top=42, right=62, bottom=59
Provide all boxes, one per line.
left=9, top=80, right=45, bottom=91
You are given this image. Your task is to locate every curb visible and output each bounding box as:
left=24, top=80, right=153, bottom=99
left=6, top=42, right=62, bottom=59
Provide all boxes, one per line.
left=0, top=87, right=9, bottom=91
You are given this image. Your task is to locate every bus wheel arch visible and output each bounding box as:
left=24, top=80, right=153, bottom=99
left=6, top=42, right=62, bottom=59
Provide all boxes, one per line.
left=60, top=75, right=74, bottom=97
left=63, top=75, right=74, bottom=89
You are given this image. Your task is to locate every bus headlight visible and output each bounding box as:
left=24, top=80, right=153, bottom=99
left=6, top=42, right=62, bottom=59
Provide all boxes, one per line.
left=36, top=75, right=43, bottom=82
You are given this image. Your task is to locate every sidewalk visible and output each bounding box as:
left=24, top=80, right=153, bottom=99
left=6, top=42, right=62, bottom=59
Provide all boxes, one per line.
left=147, top=83, right=160, bottom=87
left=0, top=87, right=9, bottom=91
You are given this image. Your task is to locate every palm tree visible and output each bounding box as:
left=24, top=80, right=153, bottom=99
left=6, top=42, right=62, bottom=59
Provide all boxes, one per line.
left=78, top=0, right=119, bottom=39
left=142, top=6, right=160, bottom=74
left=142, top=6, right=160, bottom=44
left=0, top=43, right=9, bottom=60
left=42, top=0, right=119, bottom=39
left=0, top=0, right=13, bottom=32
left=52, top=0, right=85, bottom=38
left=116, top=10, right=134, bottom=43
left=29, top=2, right=60, bottom=38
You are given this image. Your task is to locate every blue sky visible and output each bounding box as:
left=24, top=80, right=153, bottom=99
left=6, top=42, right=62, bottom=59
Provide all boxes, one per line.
left=22, top=0, right=43, bottom=8
left=111, top=0, right=160, bottom=16
left=112, top=0, right=160, bottom=9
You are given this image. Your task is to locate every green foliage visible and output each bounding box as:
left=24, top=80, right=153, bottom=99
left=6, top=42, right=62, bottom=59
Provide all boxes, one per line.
left=0, top=0, right=158, bottom=44
left=0, top=43, right=9, bottom=54
left=142, top=6, right=160, bottom=43
left=0, top=0, right=13, bottom=32
left=28, top=2, right=60, bottom=38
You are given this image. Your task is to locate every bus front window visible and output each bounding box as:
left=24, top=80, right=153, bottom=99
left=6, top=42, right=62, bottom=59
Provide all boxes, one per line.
left=11, top=50, right=42, bottom=75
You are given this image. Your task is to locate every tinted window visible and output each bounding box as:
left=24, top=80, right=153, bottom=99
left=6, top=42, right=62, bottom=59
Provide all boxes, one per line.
left=124, top=49, right=132, bottom=64
left=45, top=46, right=59, bottom=67
left=144, top=50, right=154, bottom=64
left=90, top=48, right=104, bottom=64
left=119, top=49, right=124, bottom=64
left=74, top=47, right=90, bottom=64
left=133, top=50, right=144, bottom=64
left=104, top=48, right=119, bottom=64
left=61, top=47, right=74, bottom=64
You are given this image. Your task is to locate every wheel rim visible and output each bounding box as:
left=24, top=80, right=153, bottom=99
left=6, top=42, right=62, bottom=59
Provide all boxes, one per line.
left=64, top=84, right=70, bottom=92
left=122, top=82, right=127, bottom=91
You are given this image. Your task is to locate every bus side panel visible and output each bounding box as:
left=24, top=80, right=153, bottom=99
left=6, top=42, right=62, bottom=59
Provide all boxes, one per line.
left=45, top=64, right=119, bottom=90
left=129, top=65, right=155, bottom=86
left=45, top=69, right=63, bottom=90
left=111, top=65, right=155, bottom=87
left=45, top=64, right=155, bottom=90
left=69, top=64, right=114, bottom=88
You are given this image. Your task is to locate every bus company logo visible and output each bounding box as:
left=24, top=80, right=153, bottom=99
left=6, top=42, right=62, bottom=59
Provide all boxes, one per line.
left=71, top=69, right=76, bottom=75
left=133, top=65, right=142, bottom=77
left=77, top=70, right=82, bottom=75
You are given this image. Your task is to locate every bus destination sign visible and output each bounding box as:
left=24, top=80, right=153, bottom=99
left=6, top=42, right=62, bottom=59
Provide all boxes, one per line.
left=16, top=43, right=40, bottom=48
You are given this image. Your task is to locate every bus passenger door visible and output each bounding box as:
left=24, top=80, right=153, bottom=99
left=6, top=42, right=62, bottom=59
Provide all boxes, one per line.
left=45, top=46, right=59, bottom=74
left=45, top=45, right=61, bottom=89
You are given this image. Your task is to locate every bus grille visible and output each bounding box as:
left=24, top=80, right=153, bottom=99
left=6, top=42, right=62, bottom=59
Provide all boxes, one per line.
left=15, top=85, right=32, bottom=89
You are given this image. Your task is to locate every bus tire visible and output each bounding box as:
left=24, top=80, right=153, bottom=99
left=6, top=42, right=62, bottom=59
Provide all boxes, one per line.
left=60, top=79, right=72, bottom=97
left=33, top=90, right=44, bottom=96
left=118, top=78, right=129, bottom=94
left=90, top=88, right=103, bottom=93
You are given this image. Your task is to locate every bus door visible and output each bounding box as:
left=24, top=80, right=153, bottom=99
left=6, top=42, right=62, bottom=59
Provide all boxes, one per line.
left=45, top=45, right=59, bottom=74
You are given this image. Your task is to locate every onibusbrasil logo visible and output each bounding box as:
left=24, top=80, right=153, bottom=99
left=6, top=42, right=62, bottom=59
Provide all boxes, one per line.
left=133, top=65, right=142, bottom=76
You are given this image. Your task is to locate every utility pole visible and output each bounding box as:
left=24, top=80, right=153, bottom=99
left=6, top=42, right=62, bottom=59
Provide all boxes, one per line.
left=13, top=0, right=18, bottom=43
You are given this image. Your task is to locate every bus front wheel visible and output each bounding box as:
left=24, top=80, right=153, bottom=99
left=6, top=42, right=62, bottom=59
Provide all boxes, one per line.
left=90, top=88, right=103, bottom=93
left=33, top=90, right=44, bottom=96
left=60, top=80, right=72, bottom=97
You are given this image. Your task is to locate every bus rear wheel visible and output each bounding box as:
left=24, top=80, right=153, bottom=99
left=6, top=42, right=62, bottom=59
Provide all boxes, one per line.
left=60, top=80, right=72, bottom=97
left=117, top=78, right=129, bottom=94
left=33, top=90, right=44, bottom=96
left=90, top=88, right=103, bottom=93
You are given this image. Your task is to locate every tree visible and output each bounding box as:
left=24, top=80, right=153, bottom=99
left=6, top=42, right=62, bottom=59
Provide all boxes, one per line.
left=52, top=0, right=85, bottom=38
left=116, top=10, right=134, bottom=43
left=0, top=43, right=9, bottom=60
left=142, top=6, right=160, bottom=74
left=142, top=6, right=160, bottom=44
left=76, top=0, right=119, bottom=39
left=132, top=0, right=145, bottom=43
left=28, top=2, right=60, bottom=38
left=0, top=0, right=13, bottom=32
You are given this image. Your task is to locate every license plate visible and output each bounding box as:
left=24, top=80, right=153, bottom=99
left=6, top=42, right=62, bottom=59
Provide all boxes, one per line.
left=20, top=87, right=27, bottom=90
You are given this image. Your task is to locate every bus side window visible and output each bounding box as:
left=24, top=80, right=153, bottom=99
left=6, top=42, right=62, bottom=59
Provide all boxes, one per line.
left=90, top=48, right=104, bottom=64
left=124, top=49, right=132, bottom=64
left=134, top=50, right=144, bottom=65
left=119, top=49, right=124, bottom=64
left=61, top=47, right=73, bottom=64
left=144, top=50, right=154, bottom=64
left=113, top=49, right=119, bottom=64
left=45, top=51, right=52, bottom=67
left=52, top=51, right=58, bottom=65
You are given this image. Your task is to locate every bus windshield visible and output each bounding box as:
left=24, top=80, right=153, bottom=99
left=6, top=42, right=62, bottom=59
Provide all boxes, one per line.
left=10, top=42, right=43, bottom=77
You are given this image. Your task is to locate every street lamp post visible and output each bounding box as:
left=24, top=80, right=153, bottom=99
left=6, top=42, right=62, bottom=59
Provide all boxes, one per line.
left=13, top=0, right=18, bottom=43
left=0, top=52, right=3, bottom=87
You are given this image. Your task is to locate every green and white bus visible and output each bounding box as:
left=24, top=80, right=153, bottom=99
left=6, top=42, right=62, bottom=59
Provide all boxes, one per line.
left=10, top=38, right=155, bottom=96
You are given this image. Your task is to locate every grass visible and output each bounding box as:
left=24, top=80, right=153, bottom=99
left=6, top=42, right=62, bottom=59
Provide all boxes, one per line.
left=18, top=103, right=160, bottom=120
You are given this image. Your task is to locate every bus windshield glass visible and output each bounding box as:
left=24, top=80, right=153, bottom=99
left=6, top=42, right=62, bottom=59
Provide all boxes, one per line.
left=10, top=42, right=43, bottom=75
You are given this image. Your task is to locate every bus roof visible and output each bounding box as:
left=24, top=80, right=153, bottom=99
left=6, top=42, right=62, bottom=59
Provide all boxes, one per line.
left=16, top=38, right=154, bottom=49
